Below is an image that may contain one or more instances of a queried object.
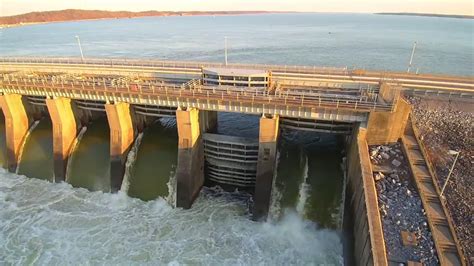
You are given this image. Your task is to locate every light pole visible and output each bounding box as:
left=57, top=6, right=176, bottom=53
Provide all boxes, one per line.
left=75, top=35, right=84, bottom=62
left=407, top=41, right=417, bottom=73
left=440, top=150, right=460, bottom=198
left=224, top=36, right=228, bottom=66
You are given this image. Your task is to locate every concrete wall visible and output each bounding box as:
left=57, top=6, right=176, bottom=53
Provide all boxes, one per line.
left=366, top=98, right=411, bottom=145
left=46, top=98, right=78, bottom=182
left=346, top=128, right=388, bottom=266
left=105, top=102, right=135, bottom=192
left=253, top=115, right=280, bottom=221
left=0, top=94, right=30, bottom=172
left=175, top=108, right=217, bottom=209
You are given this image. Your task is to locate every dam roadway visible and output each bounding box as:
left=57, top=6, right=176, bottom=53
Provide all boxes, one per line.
left=0, top=57, right=473, bottom=98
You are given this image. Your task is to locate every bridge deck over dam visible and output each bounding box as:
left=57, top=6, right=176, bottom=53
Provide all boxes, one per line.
left=1, top=57, right=473, bottom=98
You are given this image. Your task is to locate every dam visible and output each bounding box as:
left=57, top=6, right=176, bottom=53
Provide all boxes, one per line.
left=0, top=57, right=470, bottom=265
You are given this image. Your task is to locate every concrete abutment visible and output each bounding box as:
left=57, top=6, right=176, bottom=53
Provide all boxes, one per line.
left=253, top=114, right=280, bottom=221
left=366, top=97, right=411, bottom=145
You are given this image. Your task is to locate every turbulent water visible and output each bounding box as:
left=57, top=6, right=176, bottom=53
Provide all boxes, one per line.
left=0, top=171, right=342, bottom=265
left=0, top=13, right=472, bottom=264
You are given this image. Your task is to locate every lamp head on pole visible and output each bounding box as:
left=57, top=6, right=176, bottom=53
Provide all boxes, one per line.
left=448, top=150, right=460, bottom=156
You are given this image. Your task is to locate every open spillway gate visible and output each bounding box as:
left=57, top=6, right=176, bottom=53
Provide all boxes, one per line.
left=203, top=133, right=259, bottom=188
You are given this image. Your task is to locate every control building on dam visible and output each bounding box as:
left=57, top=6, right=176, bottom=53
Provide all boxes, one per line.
left=1, top=57, right=471, bottom=265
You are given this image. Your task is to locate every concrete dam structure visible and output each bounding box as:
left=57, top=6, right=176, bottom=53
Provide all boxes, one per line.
left=0, top=57, right=471, bottom=265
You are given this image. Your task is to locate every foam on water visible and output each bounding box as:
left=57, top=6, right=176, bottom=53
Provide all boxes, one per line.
left=0, top=170, right=342, bottom=265
left=166, top=170, right=177, bottom=207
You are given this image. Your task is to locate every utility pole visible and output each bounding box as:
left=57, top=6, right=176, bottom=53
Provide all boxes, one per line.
left=224, top=36, right=228, bottom=66
left=440, top=150, right=460, bottom=198
left=75, top=35, right=84, bottom=62
left=407, top=41, right=417, bottom=73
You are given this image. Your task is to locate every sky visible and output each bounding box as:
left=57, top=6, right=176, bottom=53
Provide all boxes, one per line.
left=1, top=0, right=473, bottom=17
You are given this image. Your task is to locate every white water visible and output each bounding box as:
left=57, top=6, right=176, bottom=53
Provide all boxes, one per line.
left=0, top=170, right=342, bottom=265
left=166, top=169, right=177, bottom=207
left=295, top=155, right=310, bottom=217
left=120, top=133, right=144, bottom=194
left=65, top=127, right=87, bottom=183
left=268, top=151, right=282, bottom=222
left=15, top=120, right=40, bottom=174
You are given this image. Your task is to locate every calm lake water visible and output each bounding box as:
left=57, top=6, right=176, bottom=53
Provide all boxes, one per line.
left=0, top=13, right=472, bottom=265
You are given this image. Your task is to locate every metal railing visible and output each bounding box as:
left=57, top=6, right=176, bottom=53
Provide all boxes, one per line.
left=0, top=78, right=394, bottom=113
left=403, top=116, right=466, bottom=265
left=1, top=57, right=473, bottom=83
left=0, top=57, right=350, bottom=75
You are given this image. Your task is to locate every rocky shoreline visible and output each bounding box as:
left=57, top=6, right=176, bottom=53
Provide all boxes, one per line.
left=407, top=96, right=473, bottom=262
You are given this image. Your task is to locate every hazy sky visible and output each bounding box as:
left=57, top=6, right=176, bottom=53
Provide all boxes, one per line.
left=1, top=0, right=473, bottom=16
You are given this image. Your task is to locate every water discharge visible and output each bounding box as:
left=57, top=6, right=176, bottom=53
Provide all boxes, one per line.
left=127, top=119, right=178, bottom=201
left=17, top=119, right=53, bottom=181
left=0, top=13, right=471, bottom=263
left=65, top=126, right=87, bottom=183
left=15, top=120, right=40, bottom=174
left=295, top=155, right=310, bottom=217
left=273, top=130, right=345, bottom=229
left=0, top=170, right=342, bottom=265
left=67, top=117, right=110, bottom=192
left=120, top=133, right=144, bottom=193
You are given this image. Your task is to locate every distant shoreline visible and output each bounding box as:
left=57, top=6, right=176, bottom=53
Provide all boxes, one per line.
left=0, top=9, right=281, bottom=29
left=376, top=12, right=473, bottom=19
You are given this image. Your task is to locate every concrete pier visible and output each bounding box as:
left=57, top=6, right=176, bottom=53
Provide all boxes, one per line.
left=175, top=108, right=217, bottom=209
left=0, top=94, right=30, bottom=172
left=253, top=114, right=280, bottom=221
left=105, top=102, right=135, bottom=192
left=366, top=98, right=411, bottom=145
left=46, top=98, right=78, bottom=182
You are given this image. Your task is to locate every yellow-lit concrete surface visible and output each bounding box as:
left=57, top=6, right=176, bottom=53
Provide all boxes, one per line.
left=0, top=94, right=30, bottom=172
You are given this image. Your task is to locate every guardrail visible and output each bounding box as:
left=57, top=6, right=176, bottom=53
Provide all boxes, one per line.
left=2, top=57, right=473, bottom=83
left=0, top=56, right=349, bottom=75
left=408, top=115, right=466, bottom=264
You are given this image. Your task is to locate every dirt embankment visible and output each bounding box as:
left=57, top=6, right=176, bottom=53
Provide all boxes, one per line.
left=407, top=96, right=473, bottom=262
left=0, top=9, right=271, bottom=26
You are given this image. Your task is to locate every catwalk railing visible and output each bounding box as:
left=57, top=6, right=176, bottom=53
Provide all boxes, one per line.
left=2, top=57, right=473, bottom=84
left=0, top=78, right=394, bottom=114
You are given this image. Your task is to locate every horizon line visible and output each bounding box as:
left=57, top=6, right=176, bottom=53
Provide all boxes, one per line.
left=2, top=9, right=473, bottom=18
